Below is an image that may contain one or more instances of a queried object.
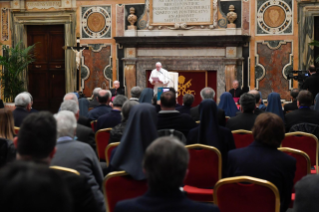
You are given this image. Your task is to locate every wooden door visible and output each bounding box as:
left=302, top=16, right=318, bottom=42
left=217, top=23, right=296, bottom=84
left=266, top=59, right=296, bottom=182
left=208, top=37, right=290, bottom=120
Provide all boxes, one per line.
left=27, top=25, right=65, bottom=113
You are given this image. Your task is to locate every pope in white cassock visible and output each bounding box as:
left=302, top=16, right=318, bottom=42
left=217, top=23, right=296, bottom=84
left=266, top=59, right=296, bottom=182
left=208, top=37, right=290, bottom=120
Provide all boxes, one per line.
left=149, top=62, right=170, bottom=94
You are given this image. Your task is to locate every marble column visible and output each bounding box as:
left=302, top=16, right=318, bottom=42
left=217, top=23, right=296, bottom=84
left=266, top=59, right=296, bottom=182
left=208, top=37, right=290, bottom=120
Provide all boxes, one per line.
left=124, top=64, right=136, bottom=98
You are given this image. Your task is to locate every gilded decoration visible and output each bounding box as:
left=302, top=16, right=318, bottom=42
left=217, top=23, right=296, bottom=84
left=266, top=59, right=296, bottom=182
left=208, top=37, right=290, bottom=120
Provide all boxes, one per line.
left=1, top=8, right=9, bottom=41
left=81, top=6, right=112, bottom=39
left=256, top=0, right=293, bottom=35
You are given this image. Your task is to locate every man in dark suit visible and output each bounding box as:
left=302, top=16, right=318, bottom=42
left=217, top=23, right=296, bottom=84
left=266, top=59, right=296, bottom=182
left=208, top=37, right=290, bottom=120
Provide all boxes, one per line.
left=227, top=113, right=296, bottom=212
left=176, top=94, right=194, bottom=115
left=13, top=112, right=101, bottom=212
left=190, top=87, right=226, bottom=126
left=88, top=89, right=112, bottom=121
left=158, top=91, right=197, bottom=137
left=60, top=100, right=96, bottom=152
left=285, top=90, right=319, bottom=132
left=110, top=80, right=125, bottom=97
left=51, top=111, right=105, bottom=212
left=96, top=95, right=128, bottom=131
left=226, top=93, right=257, bottom=131
left=89, top=87, right=102, bottom=108
left=284, top=88, right=299, bottom=113
left=229, top=80, right=243, bottom=98
left=12, top=92, right=32, bottom=127
left=248, top=89, right=264, bottom=116
left=63, top=92, right=91, bottom=128
left=302, top=65, right=319, bottom=101
left=115, top=136, right=220, bottom=212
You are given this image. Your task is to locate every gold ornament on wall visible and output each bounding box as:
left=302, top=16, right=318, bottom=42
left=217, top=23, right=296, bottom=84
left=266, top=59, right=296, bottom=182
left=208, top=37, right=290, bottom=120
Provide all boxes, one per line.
left=127, top=7, right=137, bottom=30
left=227, top=5, right=237, bottom=28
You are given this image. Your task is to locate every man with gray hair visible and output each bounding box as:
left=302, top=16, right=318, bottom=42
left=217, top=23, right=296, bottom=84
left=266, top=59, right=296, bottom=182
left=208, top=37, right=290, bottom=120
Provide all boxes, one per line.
left=130, top=86, right=142, bottom=102
left=60, top=100, right=96, bottom=151
left=226, top=93, right=258, bottom=131
left=13, top=92, right=32, bottom=127
left=89, top=87, right=102, bottom=108
left=96, top=95, right=128, bottom=131
left=51, top=110, right=106, bottom=212
left=149, top=62, right=170, bottom=94
left=111, top=80, right=124, bottom=96
left=229, top=80, right=243, bottom=98
left=88, top=89, right=112, bottom=121
left=190, top=87, right=226, bottom=126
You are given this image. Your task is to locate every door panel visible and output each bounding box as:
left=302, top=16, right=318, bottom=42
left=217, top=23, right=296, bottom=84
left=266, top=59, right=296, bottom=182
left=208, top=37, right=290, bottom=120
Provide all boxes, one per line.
left=28, top=25, right=65, bottom=113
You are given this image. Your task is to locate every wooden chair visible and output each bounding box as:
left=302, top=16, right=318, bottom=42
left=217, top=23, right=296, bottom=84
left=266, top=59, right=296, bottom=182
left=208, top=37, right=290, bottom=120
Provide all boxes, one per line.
left=225, top=116, right=230, bottom=123
left=214, top=176, right=280, bottom=212
left=95, top=128, right=112, bottom=161
left=278, top=147, right=311, bottom=208
left=105, top=142, right=120, bottom=166
left=50, top=166, right=80, bottom=175
left=231, top=130, right=254, bottom=149
left=103, top=171, right=148, bottom=212
left=14, top=127, right=20, bottom=135
left=90, top=120, right=97, bottom=132
left=183, top=144, right=222, bottom=202
left=282, top=132, right=318, bottom=174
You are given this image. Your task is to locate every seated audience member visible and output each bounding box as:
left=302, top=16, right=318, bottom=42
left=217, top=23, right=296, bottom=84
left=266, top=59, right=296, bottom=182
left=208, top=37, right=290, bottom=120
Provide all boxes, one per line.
left=88, top=89, right=112, bottom=121
left=109, top=101, right=139, bottom=143
left=265, top=92, right=285, bottom=121
left=190, top=87, right=226, bottom=126
left=168, top=87, right=181, bottom=108
left=130, top=86, right=142, bottom=102
left=96, top=95, right=128, bottom=131
left=218, top=92, right=239, bottom=117
left=226, top=94, right=257, bottom=131
left=63, top=92, right=90, bottom=128
left=229, top=80, right=243, bottom=98
left=139, top=88, right=154, bottom=104
left=0, top=109, right=16, bottom=167
left=0, top=162, right=72, bottom=212
left=111, top=104, right=158, bottom=180
left=157, top=91, right=197, bottom=137
left=89, top=87, right=102, bottom=108
left=0, top=99, right=4, bottom=108
left=177, top=94, right=194, bottom=115
left=293, top=174, right=319, bottom=212
left=111, top=80, right=125, bottom=97
left=258, top=91, right=267, bottom=110
left=284, top=88, right=299, bottom=113
left=12, top=92, right=32, bottom=127
left=14, top=112, right=100, bottom=212
left=51, top=111, right=105, bottom=211
left=248, top=89, right=264, bottom=115
left=313, top=93, right=319, bottom=111
left=227, top=113, right=296, bottom=212
left=22, top=91, right=38, bottom=113
left=114, top=137, right=220, bottom=212
left=60, top=100, right=96, bottom=151
left=187, top=100, right=235, bottom=175
left=285, top=90, right=319, bottom=132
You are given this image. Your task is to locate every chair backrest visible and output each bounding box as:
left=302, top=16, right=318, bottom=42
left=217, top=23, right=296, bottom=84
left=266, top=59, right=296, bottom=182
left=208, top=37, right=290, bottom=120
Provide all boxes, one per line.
left=90, top=120, right=97, bottom=132
left=184, top=144, right=222, bottom=188
left=95, top=128, right=112, bottom=161
left=225, top=116, right=230, bottom=123
left=14, top=127, right=20, bottom=135
left=157, top=129, right=187, bottom=144
left=104, top=171, right=148, bottom=212
left=282, top=132, right=318, bottom=173
left=290, top=123, right=319, bottom=138
left=232, top=130, right=254, bottom=149
left=105, top=142, right=120, bottom=166
left=214, top=176, right=280, bottom=212
left=50, top=166, right=80, bottom=175
left=278, top=147, right=311, bottom=193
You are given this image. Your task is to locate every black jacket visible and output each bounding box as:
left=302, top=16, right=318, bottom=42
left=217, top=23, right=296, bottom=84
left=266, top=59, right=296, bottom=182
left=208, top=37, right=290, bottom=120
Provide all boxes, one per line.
left=227, top=141, right=296, bottom=212
left=78, top=116, right=91, bottom=128
left=76, top=124, right=96, bottom=152
left=284, top=100, right=298, bottom=113
left=229, top=88, right=243, bottom=98
left=190, top=105, right=226, bottom=126
left=285, top=108, right=319, bottom=132
left=226, top=112, right=257, bottom=131
left=111, top=88, right=125, bottom=96
left=302, top=73, right=319, bottom=100
left=12, top=107, right=30, bottom=127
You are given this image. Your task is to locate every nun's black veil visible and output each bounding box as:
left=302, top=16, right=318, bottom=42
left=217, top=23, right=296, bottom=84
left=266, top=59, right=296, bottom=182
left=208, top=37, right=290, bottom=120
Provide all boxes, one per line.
left=111, top=103, right=158, bottom=180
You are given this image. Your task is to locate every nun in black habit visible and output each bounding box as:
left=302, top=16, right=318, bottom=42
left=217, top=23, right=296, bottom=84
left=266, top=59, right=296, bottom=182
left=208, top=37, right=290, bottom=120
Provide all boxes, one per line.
left=111, top=103, right=158, bottom=180
left=187, top=100, right=235, bottom=176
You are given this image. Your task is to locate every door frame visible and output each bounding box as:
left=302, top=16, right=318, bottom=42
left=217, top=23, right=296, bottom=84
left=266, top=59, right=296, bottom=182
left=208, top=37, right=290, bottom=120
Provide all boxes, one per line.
left=11, top=10, right=77, bottom=93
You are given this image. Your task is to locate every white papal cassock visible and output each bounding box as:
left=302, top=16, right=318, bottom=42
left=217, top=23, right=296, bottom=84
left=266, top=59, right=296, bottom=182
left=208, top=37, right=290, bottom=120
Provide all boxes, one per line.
left=149, top=68, right=170, bottom=94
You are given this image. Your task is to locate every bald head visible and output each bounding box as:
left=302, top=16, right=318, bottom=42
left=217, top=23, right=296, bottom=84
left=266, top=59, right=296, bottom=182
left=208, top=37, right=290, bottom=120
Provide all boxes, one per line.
left=248, top=89, right=261, bottom=104
left=63, top=92, right=78, bottom=104
left=98, top=89, right=110, bottom=104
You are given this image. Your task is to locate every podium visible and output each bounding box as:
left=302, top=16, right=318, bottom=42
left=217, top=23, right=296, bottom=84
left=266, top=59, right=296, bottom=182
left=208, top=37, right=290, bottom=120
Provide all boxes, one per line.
left=167, top=72, right=179, bottom=97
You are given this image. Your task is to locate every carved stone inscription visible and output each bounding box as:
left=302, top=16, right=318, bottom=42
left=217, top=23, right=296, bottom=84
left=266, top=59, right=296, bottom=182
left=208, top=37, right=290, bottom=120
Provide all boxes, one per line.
left=151, top=0, right=212, bottom=25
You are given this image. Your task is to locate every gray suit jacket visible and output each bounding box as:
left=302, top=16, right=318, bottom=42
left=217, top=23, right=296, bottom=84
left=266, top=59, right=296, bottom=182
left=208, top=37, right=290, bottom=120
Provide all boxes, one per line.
left=51, top=139, right=105, bottom=212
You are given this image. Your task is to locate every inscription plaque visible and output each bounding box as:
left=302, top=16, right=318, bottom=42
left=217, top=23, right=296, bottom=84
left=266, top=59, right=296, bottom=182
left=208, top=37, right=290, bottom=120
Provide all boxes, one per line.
left=150, top=0, right=214, bottom=25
